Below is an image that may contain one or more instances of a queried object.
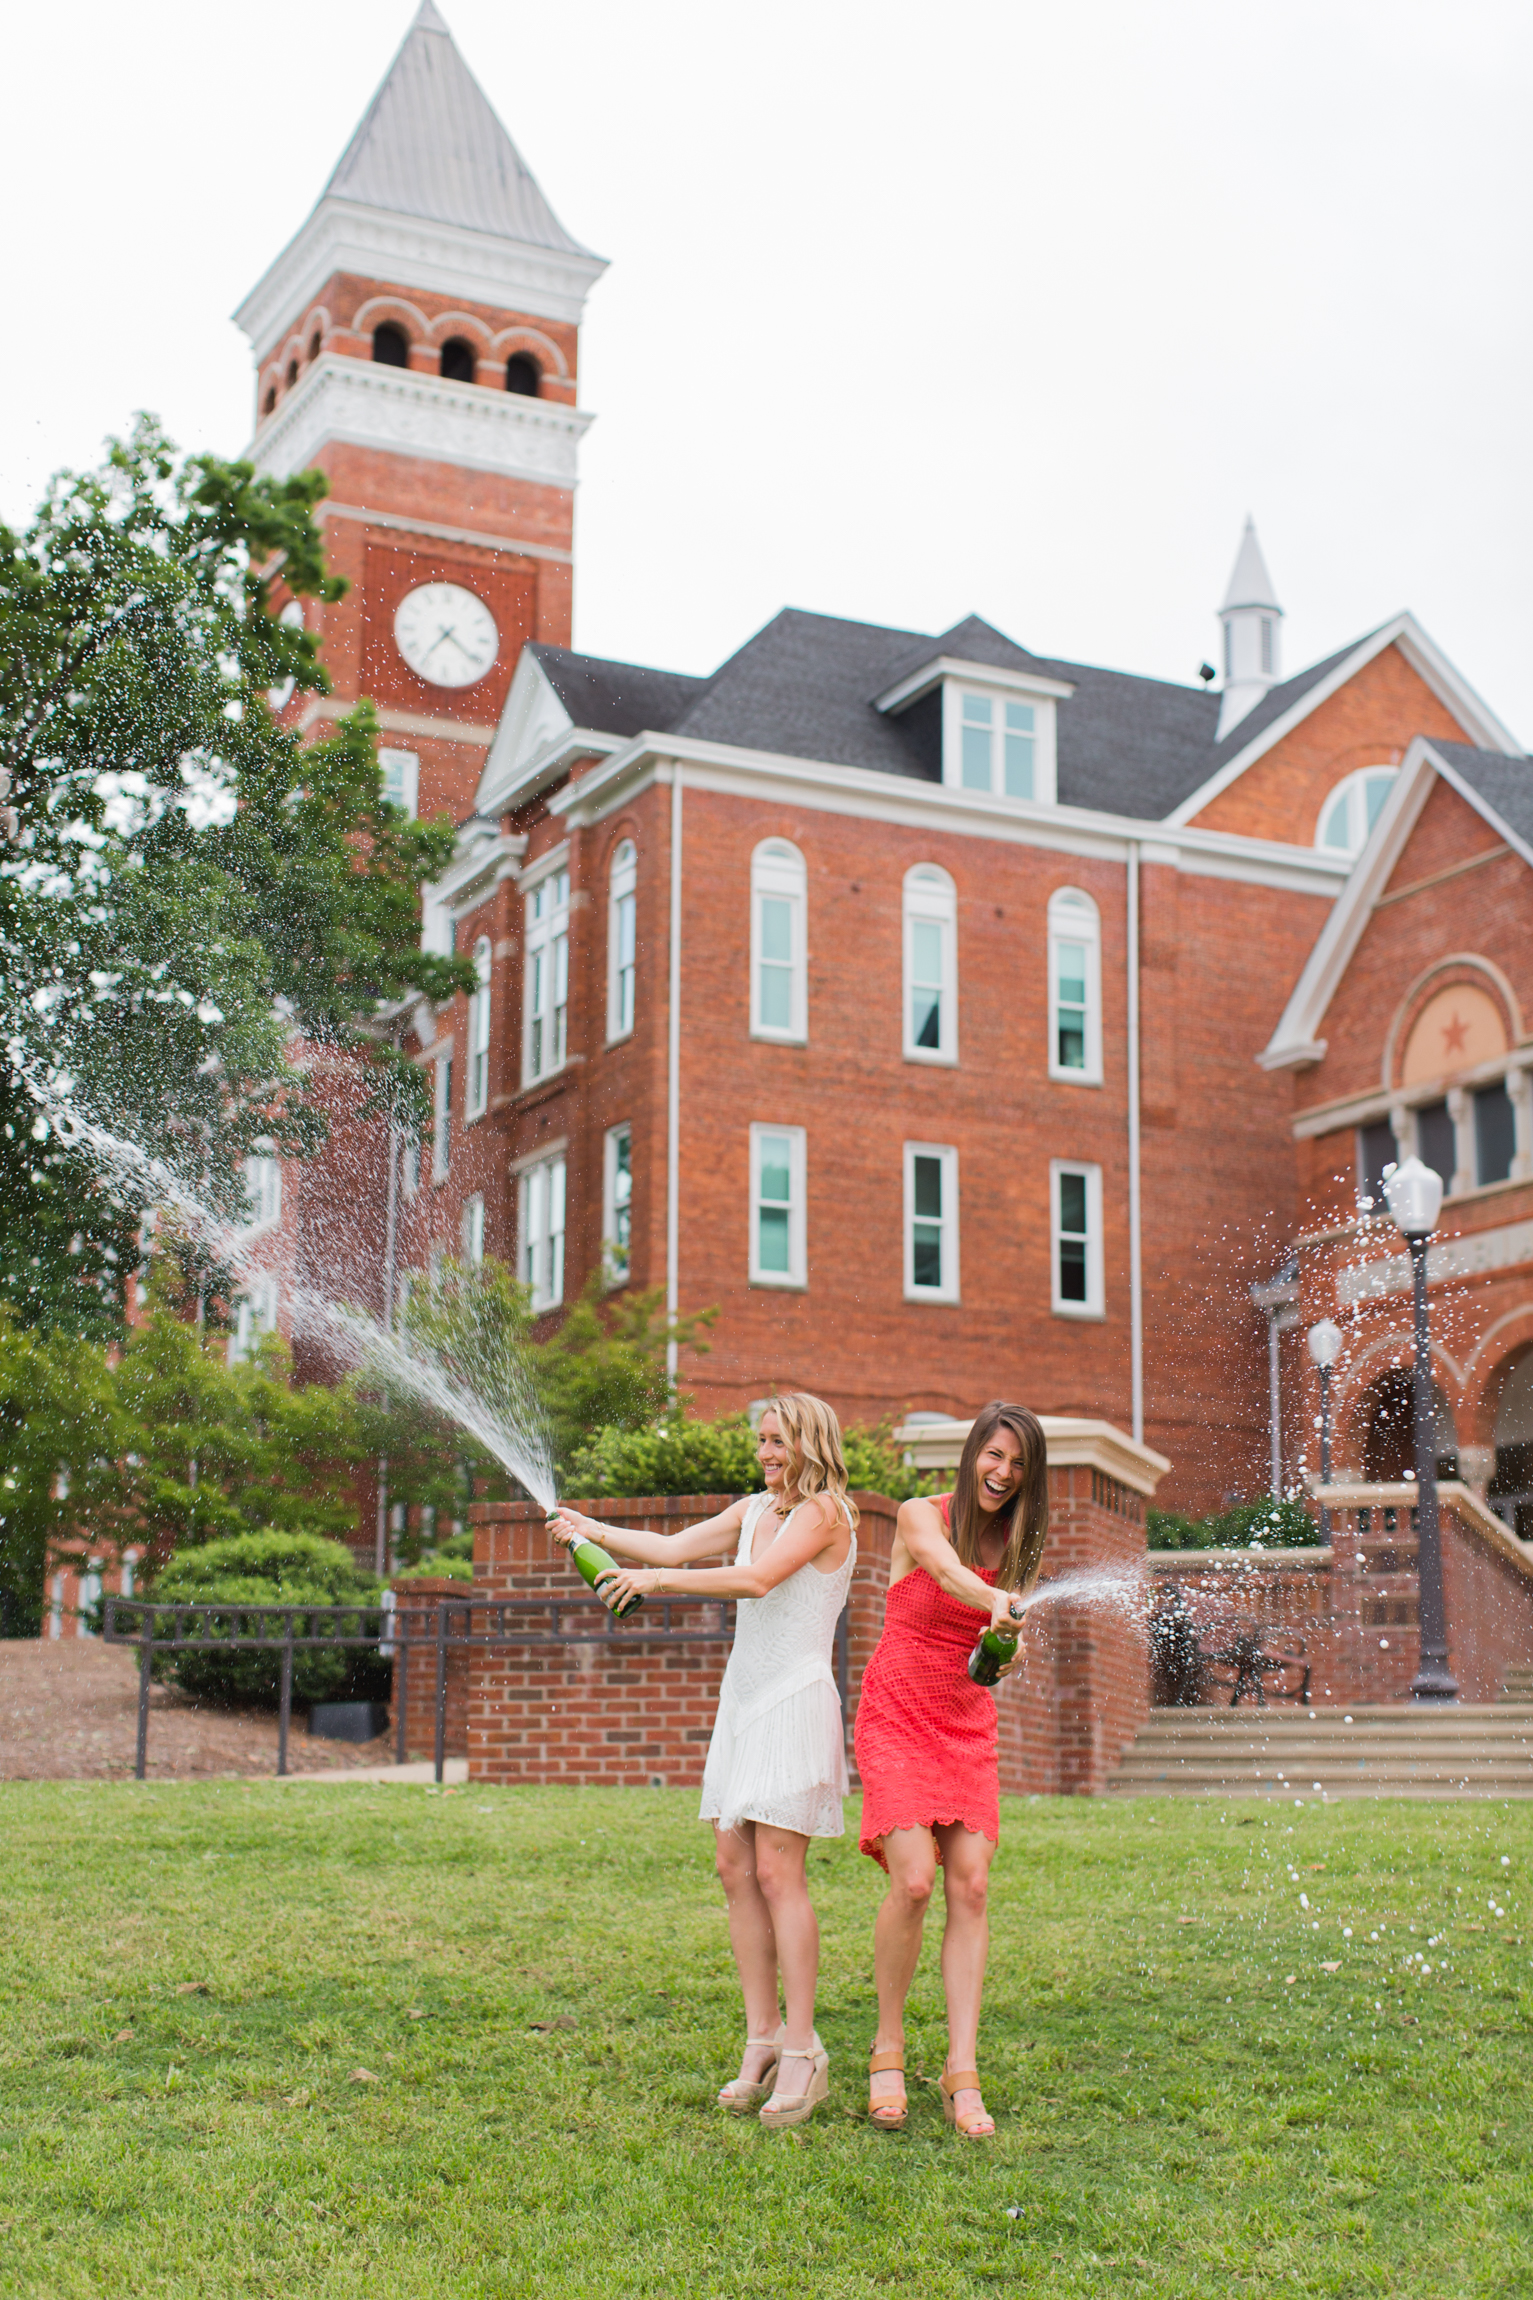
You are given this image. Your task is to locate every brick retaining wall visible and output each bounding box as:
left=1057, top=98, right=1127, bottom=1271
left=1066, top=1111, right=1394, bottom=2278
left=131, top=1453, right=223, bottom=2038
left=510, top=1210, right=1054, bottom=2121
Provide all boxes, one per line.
left=459, top=1468, right=1151, bottom=1796
left=1149, top=1482, right=1533, bottom=1705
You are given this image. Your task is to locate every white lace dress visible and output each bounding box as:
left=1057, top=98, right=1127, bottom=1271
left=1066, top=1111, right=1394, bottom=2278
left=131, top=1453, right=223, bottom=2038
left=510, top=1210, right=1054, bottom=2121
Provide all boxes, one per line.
left=698, top=1492, right=856, bottom=1839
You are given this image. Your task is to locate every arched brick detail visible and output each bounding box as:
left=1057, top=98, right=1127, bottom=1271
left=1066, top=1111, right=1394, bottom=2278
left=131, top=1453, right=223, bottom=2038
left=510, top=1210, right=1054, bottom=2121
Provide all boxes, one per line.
left=1463, top=1310, right=1533, bottom=1448
left=1333, top=1324, right=1467, bottom=1470
left=490, top=323, right=569, bottom=379
left=426, top=311, right=495, bottom=346
left=351, top=293, right=435, bottom=343
left=1382, top=954, right=1522, bottom=1093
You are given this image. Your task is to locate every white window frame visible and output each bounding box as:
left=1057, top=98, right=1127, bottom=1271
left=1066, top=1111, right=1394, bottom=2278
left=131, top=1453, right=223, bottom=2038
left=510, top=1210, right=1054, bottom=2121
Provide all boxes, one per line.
left=941, top=681, right=1058, bottom=805
left=1047, top=887, right=1103, bottom=1086
left=228, top=1272, right=278, bottom=1365
left=749, top=1122, right=807, bottom=1288
left=462, top=1193, right=485, bottom=1267
left=518, top=1153, right=566, bottom=1312
left=902, top=865, right=957, bottom=1066
left=432, top=1053, right=452, bottom=1182
left=603, top=1122, right=633, bottom=1286
left=607, top=839, right=637, bottom=1042
left=903, top=1142, right=959, bottom=1304
left=466, top=935, right=492, bottom=1120
left=378, top=747, right=420, bottom=817
left=1315, top=765, right=1399, bottom=860
left=523, top=867, right=571, bottom=1085
left=750, top=839, right=808, bottom=1044
left=241, top=1151, right=282, bottom=1231
left=1051, top=1159, right=1104, bottom=1318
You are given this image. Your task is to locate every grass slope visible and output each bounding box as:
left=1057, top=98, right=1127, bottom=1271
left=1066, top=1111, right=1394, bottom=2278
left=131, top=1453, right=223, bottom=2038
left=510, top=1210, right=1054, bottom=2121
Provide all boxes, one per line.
left=1, top=1786, right=1530, bottom=2298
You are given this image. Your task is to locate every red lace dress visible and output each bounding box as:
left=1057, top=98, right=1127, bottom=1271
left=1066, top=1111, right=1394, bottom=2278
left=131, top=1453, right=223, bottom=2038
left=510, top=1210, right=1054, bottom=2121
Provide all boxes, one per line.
left=854, top=1496, right=1000, bottom=1868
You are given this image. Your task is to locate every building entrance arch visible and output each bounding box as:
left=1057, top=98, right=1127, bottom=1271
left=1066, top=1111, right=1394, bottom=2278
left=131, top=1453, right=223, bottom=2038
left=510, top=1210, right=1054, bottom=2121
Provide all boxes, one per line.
left=1358, top=1368, right=1457, bottom=1484
left=1488, top=1351, right=1533, bottom=1538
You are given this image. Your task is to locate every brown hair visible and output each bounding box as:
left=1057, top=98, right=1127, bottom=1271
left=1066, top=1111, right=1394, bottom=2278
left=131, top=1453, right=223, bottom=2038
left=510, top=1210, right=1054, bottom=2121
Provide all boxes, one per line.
left=948, top=1401, right=1048, bottom=1590
left=761, top=1391, right=859, bottom=1530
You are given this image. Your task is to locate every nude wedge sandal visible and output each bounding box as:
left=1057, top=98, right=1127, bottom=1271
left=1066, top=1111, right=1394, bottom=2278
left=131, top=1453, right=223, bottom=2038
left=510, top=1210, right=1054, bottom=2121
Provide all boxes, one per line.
left=717, top=2025, right=785, bottom=2113
left=867, top=2047, right=908, bottom=2130
left=939, top=2068, right=995, bottom=2140
left=759, top=2033, right=829, bottom=2129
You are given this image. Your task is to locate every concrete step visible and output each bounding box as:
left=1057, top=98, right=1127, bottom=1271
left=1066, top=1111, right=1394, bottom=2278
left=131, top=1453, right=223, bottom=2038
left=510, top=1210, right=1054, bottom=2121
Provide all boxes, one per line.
left=1107, top=1704, right=1533, bottom=1799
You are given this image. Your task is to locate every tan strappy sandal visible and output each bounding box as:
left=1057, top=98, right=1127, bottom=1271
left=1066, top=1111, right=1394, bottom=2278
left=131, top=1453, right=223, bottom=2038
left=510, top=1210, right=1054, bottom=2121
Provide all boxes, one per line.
left=867, top=2047, right=908, bottom=2130
left=717, top=2026, right=784, bottom=2114
left=759, top=2032, right=829, bottom=2129
left=940, top=2067, right=996, bottom=2140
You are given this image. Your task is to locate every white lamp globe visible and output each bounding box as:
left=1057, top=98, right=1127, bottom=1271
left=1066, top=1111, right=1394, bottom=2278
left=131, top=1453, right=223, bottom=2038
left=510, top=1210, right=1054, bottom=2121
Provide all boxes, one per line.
left=1383, top=1155, right=1443, bottom=1239
left=1307, top=1317, right=1343, bottom=1370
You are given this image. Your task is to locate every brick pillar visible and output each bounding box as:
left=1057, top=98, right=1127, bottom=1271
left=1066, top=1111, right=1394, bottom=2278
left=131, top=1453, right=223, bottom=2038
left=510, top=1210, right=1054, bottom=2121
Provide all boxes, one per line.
left=388, top=1576, right=473, bottom=1760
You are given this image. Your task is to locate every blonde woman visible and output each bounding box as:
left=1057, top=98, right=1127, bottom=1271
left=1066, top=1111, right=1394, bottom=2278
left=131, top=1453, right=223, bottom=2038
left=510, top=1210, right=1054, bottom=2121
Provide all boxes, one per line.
left=549, top=1393, right=856, bottom=2129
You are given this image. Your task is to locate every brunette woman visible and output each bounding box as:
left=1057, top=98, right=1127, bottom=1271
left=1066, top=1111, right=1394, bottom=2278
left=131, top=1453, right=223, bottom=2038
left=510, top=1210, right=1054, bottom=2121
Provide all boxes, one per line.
left=548, top=1392, right=855, bottom=2129
left=853, top=1401, right=1048, bottom=2139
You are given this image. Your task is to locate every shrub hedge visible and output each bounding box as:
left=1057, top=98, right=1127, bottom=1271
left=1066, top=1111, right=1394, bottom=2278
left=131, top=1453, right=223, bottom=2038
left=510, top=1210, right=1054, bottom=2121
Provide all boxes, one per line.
left=150, top=1530, right=389, bottom=1707
left=1145, top=1496, right=1319, bottom=1552
left=561, top=1409, right=936, bottom=1503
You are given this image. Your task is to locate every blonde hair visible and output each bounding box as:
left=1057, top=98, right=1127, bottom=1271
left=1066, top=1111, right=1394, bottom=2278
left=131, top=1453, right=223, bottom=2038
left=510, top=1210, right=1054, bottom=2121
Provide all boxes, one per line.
left=761, top=1391, right=859, bottom=1529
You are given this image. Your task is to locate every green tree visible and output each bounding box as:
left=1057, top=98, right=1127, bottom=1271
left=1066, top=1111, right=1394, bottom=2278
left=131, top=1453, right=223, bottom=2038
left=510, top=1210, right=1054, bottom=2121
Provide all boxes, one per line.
left=0, top=1308, right=124, bottom=1634
left=0, top=417, right=471, bottom=1339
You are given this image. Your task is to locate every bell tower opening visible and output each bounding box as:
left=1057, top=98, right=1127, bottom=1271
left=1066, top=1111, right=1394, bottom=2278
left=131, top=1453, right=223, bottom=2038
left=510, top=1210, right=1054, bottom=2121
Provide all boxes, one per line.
left=372, top=322, right=409, bottom=367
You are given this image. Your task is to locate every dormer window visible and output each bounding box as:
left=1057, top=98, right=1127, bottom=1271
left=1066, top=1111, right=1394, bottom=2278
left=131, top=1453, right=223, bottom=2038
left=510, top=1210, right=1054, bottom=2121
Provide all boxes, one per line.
left=941, top=683, right=1057, bottom=804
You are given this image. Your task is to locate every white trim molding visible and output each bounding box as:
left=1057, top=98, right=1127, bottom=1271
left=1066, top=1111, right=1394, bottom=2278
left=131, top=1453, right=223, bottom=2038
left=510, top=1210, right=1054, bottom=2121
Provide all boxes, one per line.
left=1259, top=737, right=1533, bottom=1075
left=1168, top=611, right=1522, bottom=828
left=249, top=356, right=594, bottom=491
left=1336, top=1215, right=1533, bottom=1307
left=874, top=653, right=1075, bottom=716
left=551, top=732, right=1355, bottom=899
left=233, top=196, right=608, bottom=357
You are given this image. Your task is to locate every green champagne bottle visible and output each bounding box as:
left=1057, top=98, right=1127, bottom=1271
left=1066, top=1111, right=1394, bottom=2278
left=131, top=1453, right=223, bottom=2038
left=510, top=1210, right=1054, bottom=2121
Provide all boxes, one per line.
left=968, top=1605, right=1021, bottom=1687
left=563, top=1529, right=645, bottom=1621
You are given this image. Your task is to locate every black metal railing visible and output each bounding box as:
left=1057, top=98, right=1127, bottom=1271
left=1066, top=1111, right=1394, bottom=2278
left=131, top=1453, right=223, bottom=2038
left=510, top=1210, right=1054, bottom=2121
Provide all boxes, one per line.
left=103, top=1593, right=850, bottom=1786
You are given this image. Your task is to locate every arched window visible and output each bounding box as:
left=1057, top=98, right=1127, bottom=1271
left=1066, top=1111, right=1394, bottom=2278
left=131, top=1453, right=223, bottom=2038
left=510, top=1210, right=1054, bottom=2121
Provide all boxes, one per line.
left=607, top=838, right=637, bottom=1040
left=1316, top=766, right=1398, bottom=860
left=372, top=322, right=409, bottom=368
left=505, top=352, right=540, bottom=396
left=440, top=337, right=476, bottom=384
left=1047, top=887, right=1102, bottom=1084
left=308, top=330, right=322, bottom=362
left=524, top=868, right=570, bottom=1084
left=466, top=936, right=492, bottom=1119
left=262, top=385, right=276, bottom=416
left=285, top=359, right=298, bottom=388
left=750, top=839, right=807, bottom=1043
left=902, top=865, right=957, bottom=1064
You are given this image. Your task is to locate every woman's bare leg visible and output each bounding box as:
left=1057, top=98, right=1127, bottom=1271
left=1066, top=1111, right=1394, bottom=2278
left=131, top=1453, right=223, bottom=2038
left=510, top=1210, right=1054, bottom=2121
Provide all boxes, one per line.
left=713, top=1823, right=781, bottom=2087
left=934, top=1823, right=996, bottom=2130
left=751, top=1826, right=819, bottom=2098
left=869, top=1827, right=938, bottom=2111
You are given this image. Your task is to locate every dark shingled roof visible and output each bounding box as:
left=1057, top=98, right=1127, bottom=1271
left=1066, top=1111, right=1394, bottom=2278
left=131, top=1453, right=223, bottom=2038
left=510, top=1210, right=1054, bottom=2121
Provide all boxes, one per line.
left=528, top=645, right=707, bottom=739
left=535, top=606, right=1447, bottom=826
left=1429, top=740, right=1533, bottom=855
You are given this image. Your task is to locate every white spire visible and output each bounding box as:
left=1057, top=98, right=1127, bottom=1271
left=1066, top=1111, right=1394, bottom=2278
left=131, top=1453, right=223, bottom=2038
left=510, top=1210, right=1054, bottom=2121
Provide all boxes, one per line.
left=1216, top=516, right=1284, bottom=741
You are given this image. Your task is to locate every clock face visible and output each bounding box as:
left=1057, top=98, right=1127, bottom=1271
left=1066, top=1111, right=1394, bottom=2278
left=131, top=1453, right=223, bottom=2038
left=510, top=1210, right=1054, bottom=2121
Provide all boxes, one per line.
left=394, top=582, right=499, bottom=689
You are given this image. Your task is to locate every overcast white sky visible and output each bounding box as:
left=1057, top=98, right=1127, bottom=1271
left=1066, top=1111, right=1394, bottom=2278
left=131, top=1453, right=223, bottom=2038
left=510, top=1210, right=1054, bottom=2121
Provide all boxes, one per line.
left=5, top=0, right=1531, bottom=740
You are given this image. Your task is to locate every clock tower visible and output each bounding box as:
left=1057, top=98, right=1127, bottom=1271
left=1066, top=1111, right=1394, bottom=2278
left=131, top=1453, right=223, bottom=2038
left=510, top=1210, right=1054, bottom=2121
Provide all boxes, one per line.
left=234, top=0, right=605, bottom=826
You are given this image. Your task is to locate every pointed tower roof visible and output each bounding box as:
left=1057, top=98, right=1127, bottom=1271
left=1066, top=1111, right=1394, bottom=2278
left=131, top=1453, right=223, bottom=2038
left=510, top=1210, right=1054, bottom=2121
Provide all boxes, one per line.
left=1220, top=516, right=1282, bottom=614
left=234, top=2, right=605, bottom=356
left=322, top=2, right=592, bottom=254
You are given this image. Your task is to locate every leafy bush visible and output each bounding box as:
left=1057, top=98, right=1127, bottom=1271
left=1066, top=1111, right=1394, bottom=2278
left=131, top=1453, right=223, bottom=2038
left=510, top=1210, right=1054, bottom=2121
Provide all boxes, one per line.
left=563, top=1407, right=936, bottom=1503
left=394, top=1527, right=473, bottom=1583
left=150, top=1530, right=386, bottom=1707
left=1146, top=1495, right=1319, bottom=1552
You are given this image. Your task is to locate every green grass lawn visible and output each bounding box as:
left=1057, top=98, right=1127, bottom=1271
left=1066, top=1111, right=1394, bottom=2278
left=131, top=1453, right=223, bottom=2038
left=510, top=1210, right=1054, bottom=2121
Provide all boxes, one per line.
left=1, top=1784, right=1530, bottom=2298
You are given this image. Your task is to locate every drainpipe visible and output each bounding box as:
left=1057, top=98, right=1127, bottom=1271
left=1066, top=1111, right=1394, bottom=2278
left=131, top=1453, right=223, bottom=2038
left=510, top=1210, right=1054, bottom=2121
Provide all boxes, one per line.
left=374, top=1061, right=403, bottom=1579
left=666, top=766, right=683, bottom=1383
left=1127, top=840, right=1144, bottom=1444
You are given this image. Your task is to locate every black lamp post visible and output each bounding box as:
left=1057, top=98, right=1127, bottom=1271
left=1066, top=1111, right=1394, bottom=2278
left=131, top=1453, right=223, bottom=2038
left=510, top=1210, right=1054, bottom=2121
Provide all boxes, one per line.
left=1383, top=1155, right=1458, bottom=1703
left=1307, top=1317, right=1342, bottom=1543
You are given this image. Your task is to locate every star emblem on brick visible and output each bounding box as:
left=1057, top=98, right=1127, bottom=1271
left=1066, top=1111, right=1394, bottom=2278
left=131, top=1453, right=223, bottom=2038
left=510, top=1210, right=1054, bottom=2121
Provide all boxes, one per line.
left=1441, top=1010, right=1469, bottom=1057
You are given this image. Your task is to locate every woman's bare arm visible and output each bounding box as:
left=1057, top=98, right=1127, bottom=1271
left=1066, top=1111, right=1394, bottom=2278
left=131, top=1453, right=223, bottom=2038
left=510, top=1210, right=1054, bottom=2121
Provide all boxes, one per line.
left=896, top=1497, right=1022, bottom=1635
left=599, top=1496, right=847, bottom=1607
left=547, top=1500, right=749, bottom=1568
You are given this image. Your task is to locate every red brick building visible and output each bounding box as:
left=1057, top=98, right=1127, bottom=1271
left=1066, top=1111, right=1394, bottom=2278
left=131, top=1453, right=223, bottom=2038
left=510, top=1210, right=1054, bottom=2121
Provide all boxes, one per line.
left=235, top=6, right=1533, bottom=1531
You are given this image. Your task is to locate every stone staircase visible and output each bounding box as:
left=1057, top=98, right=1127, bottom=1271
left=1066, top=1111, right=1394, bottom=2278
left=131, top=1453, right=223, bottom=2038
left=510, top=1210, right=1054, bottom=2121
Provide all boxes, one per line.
left=1104, top=1704, right=1533, bottom=1800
